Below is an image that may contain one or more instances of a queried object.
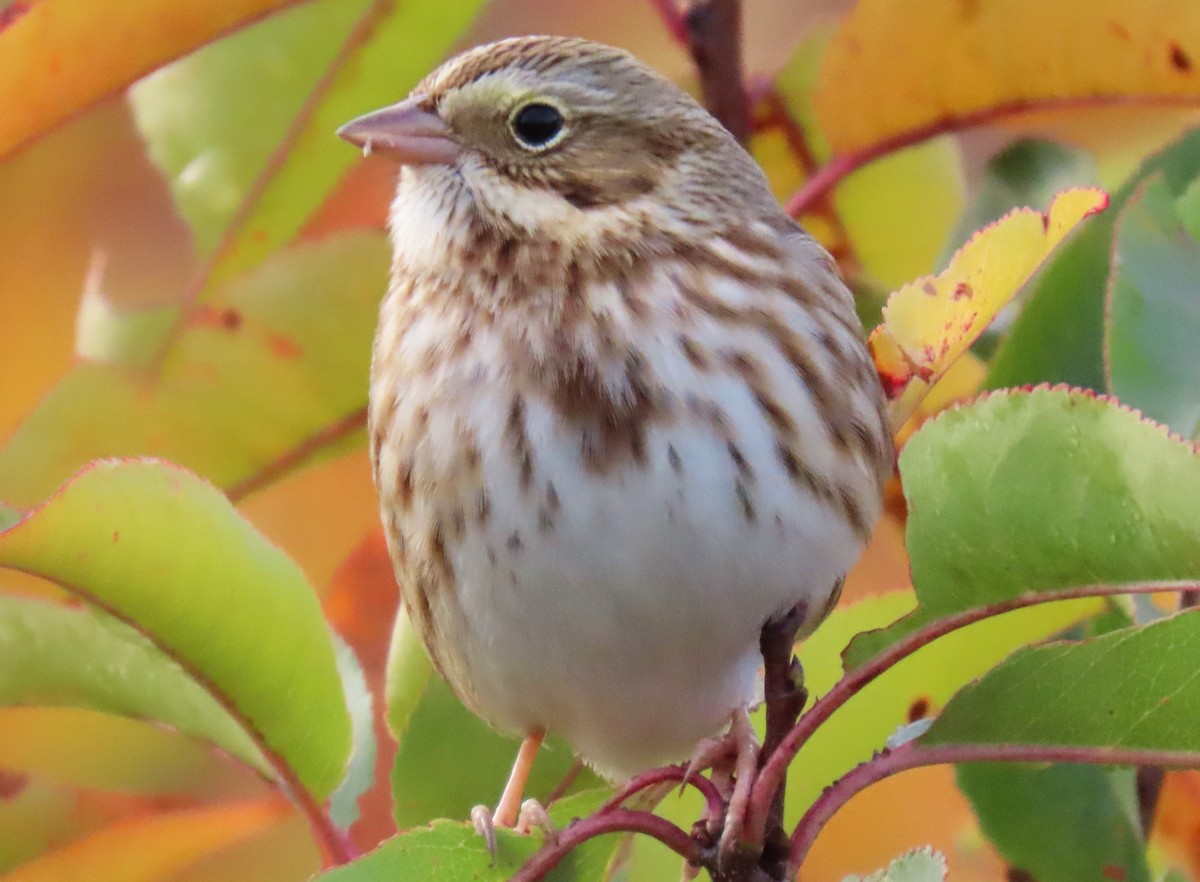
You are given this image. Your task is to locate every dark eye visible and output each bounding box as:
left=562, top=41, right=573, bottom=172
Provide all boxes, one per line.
left=510, top=102, right=564, bottom=149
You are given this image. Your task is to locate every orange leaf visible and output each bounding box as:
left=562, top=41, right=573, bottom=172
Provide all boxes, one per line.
left=0, top=0, right=305, bottom=160
left=2, top=797, right=288, bottom=882
left=816, top=0, right=1200, bottom=157
left=869, top=188, right=1109, bottom=429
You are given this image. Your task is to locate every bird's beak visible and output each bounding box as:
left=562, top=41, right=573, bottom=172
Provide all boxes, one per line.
left=337, top=97, right=460, bottom=166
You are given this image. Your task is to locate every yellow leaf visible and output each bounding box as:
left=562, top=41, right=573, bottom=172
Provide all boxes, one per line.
left=816, top=0, right=1200, bottom=156
left=870, top=188, right=1109, bottom=429
left=0, top=0, right=304, bottom=160
left=1, top=798, right=288, bottom=882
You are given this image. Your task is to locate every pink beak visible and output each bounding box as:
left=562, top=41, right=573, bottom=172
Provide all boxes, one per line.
left=337, top=97, right=461, bottom=166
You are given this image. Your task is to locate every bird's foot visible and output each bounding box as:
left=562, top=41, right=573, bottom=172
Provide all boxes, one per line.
left=471, top=804, right=499, bottom=858
left=516, top=798, right=558, bottom=842
left=471, top=797, right=557, bottom=861
left=684, top=710, right=760, bottom=865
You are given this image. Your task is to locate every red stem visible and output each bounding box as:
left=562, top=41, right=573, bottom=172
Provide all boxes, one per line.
left=744, top=580, right=1200, bottom=845
left=785, top=93, right=1200, bottom=217
left=510, top=808, right=700, bottom=882
left=598, top=764, right=725, bottom=827
left=646, top=0, right=689, bottom=45
left=789, top=741, right=1200, bottom=873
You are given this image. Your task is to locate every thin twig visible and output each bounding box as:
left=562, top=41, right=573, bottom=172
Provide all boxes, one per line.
left=225, top=406, right=368, bottom=502
left=511, top=809, right=700, bottom=882
left=789, top=741, right=1200, bottom=873
left=599, top=764, right=724, bottom=827
left=646, top=0, right=689, bottom=44
left=680, top=0, right=751, bottom=143
left=744, top=580, right=1200, bottom=845
left=785, top=93, right=1200, bottom=217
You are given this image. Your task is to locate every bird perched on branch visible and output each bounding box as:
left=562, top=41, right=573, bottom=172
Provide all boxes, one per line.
left=338, top=34, right=890, bottom=859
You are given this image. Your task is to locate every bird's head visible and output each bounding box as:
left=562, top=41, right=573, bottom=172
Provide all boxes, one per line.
left=338, top=35, right=773, bottom=246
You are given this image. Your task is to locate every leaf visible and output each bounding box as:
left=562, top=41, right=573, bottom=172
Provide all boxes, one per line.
left=0, top=0, right=309, bottom=160
left=0, top=797, right=288, bottom=882
left=841, top=847, right=947, bottom=882
left=1106, top=175, right=1200, bottom=438
left=924, top=609, right=1200, bottom=756
left=0, top=775, right=75, bottom=872
left=815, top=0, right=1200, bottom=157
left=0, top=594, right=266, bottom=778
left=74, top=255, right=178, bottom=369
left=314, top=790, right=617, bottom=882
left=771, top=25, right=965, bottom=290
left=849, top=386, right=1200, bottom=664
left=957, top=764, right=1150, bottom=882
left=988, top=126, right=1200, bottom=391
left=0, top=459, right=351, bottom=800
left=391, top=673, right=601, bottom=830
left=868, top=189, right=1108, bottom=428
left=0, top=231, right=387, bottom=507
left=187, top=0, right=489, bottom=293
left=128, top=0, right=367, bottom=256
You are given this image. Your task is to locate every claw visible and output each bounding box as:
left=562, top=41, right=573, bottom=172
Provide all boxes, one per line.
left=471, top=803, right=497, bottom=860
left=516, top=798, right=558, bottom=843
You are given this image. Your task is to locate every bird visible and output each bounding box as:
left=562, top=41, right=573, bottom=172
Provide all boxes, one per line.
left=337, top=34, right=892, bottom=857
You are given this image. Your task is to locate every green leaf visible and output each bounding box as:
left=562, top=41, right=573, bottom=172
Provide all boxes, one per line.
left=0, top=775, right=75, bottom=873
left=0, top=594, right=266, bottom=778
left=1106, top=176, right=1200, bottom=439
left=130, top=0, right=366, bottom=256
left=841, top=847, right=947, bottom=882
left=384, top=605, right=433, bottom=744
left=925, top=609, right=1200, bottom=755
left=848, top=386, right=1200, bottom=665
left=942, top=139, right=1098, bottom=263
left=391, top=673, right=601, bottom=829
left=0, top=231, right=387, bottom=507
left=0, top=459, right=350, bottom=799
left=789, top=594, right=1099, bottom=818
left=988, top=126, right=1200, bottom=391
left=315, top=790, right=617, bottom=882
left=957, top=764, right=1149, bottom=882
left=199, top=0, right=489, bottom=292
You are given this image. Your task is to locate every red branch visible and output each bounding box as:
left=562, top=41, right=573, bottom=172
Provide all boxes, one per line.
left=743, top=580, right=1200, bottom=845
left=646, top=0, right=689, bottom=45
left=510, top=809, right=700, bottom=882
left=786, top=93, right=1200, bottom=217
left=225, top=406, right=368, bottom=502
left=599, top=764, right=725, bottom=827
left=789, top=741, right=1200, bottom=873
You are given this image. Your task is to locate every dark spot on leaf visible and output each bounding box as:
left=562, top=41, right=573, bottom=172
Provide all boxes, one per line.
left=0, top=769, right=28, bottom=800
left=1170, top=42, right=1193, bottom=72
left=112, top=531, right=119, bottom=542
left=220, top=308, right=242, bottom=330
left=1101, top=865, right=1127, bottom=881
left=907, top=697, right=930, bottom=722
left=268, top=334, right=303, bottom=359
left=953, top=282, right=973, bottom=300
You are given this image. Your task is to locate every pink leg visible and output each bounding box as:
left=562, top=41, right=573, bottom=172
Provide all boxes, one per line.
left=473, top=727, right=546, bottom=855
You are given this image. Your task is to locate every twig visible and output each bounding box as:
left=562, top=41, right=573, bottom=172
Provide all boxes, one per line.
left=785, top=94, right=1200, bottom=217
left=510, top=809, right=700, bottom=882
left=789, top=742, right=1200, bottom=874
left=225, top=406, right=368, bottom=502
left=680, top=0, right=751, bottom=143
left=745, top=580, right=1200, bottom=845
left=749, top=601, right=810, bottom=875
left=646, top=0, right=689, bottom=44
left=599, top=764, right=724, bottom=827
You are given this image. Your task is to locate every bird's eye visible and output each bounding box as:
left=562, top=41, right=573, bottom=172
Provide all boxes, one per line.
left=510, top=102, right=565, bottom=150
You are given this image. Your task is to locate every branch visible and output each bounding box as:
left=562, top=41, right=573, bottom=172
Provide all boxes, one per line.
left=789, top=741, right=1200, bottom=873
left=225, top=406, right=368, bottom=502
left=599, top=764, right=724, bottom=827
left=677, top=0, right=751, bottom=144
left=785, top=93, right=1200, bottom=217
left=745, top=580, right=1200, bottom=844
left=647, top=0, right=689, bottom=44
left=510, top=809, right=700, bottom=882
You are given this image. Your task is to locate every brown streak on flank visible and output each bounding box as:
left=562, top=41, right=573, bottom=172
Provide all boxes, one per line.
left=538, top=508, right=555, bottom=533
left=735, top=479, right=757, bottom=523
left=476, top=489, right=492, bottom=524
left=450, top=507, right=466, bottom=541
left=678, top=334, right=711, bottom=370
left=723, top=225, right=785, bottom=262
left=837, top=485, right=870, bottom=539
left=617, top=274, right=649, bottom=321
left=397, top=461, right=415, bottom=510
left=667, top=443, right=683, bottom=474
left=545, top=482, right=561, bottom=512
left=371, top=391, right=399, bottom=463
left=727, top=441, right=753, bottom=481
left=429, top=520, right=454, bottom=580
left=507, top=531, right=523, bottom=552
left=754, top=390, right=797, bottom=437
left=506, top=395, right=535, bottom=492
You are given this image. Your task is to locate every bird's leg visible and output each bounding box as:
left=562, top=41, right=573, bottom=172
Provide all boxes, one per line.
left=472, top=727, right=545, bottom=855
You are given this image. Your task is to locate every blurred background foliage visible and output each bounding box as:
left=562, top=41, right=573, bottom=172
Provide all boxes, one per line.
left=2, top=0, right=1200, bottom=880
